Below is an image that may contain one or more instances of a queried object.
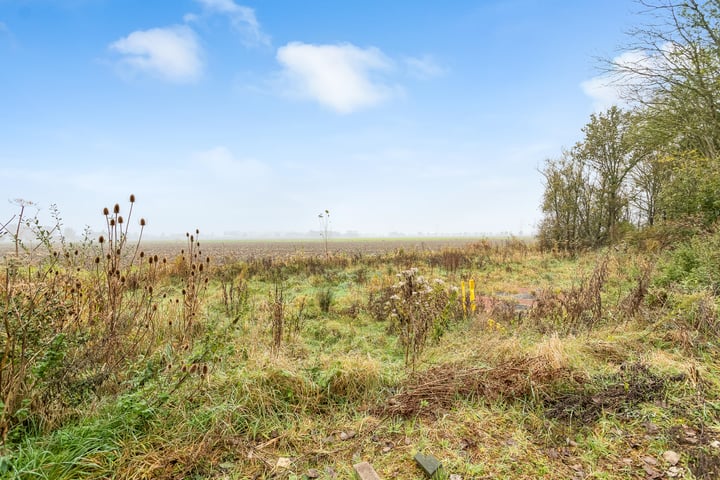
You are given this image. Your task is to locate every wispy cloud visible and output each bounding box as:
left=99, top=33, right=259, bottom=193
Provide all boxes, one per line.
left=0, top=146, right=271, bottom=234
left=404, top=55, right=446, bottom=79
left=192, top=0, right=269, bottom=47
left=0, top=21, right=16, bottom=47
left=109, top=25, right=203, bottom=83
left=581, top=49, right=661, bottom=111
left=191, top=146, right=269, bottom=179
left=276, top=42, right=399, bottom=114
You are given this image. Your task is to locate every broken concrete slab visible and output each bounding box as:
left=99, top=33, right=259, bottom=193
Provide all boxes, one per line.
left=353, top=461, right=381, bottom=480
left=414, top=452, right=442, bottom=478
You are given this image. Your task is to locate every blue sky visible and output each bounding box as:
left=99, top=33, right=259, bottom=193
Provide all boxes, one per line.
left=0, top=0, right=637, bottom=237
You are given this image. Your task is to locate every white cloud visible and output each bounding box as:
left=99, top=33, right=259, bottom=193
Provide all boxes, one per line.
left=404, top=55, right=446, bottom=78
left=109, top=25, right=202, bottom=83
left=580, top=75, right=624, bottom=112
left=581, top=49, right=666, bottom=111
left=276, top=42, right=398, bottom=114
left=193, top=0, right=269, bottom=46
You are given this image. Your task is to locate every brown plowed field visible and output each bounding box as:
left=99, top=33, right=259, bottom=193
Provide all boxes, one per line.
left=141, top=237, right=488, bottom=262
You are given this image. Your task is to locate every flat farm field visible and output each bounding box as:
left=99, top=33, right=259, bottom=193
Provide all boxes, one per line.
left=139, top=237, right=500, bottom=262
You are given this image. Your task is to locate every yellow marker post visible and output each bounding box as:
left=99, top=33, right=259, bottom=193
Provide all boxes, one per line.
left=469, top=278, right=476, bottom=313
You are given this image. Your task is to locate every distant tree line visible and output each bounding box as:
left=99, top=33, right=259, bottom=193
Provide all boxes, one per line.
left=539, top=0, right=720, bottom=251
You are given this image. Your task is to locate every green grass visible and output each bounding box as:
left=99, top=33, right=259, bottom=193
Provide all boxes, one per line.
left=3, top=240, right=720, bottom=479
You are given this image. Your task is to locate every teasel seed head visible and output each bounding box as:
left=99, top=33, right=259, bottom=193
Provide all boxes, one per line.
left=95, top=256, right=100, bottom=264
left=153, top=255, right=158, bottom=262
left=202, top=364, right=208, bottom=376
left=129, top=194, right=135, bottom=203
left=140, top=218, right=146, bottom=226
left=103, top=207, right=109, bottom=216
left=113, top=203, right=120, bottom=214
left=140, top=251, right=145, bottom=258
left=117, top=216, right=124, bottom=224
left=182, top=365, right=187, bottom=373
left=190, top=364, right=197, bottom=374
left=110, top=218, right=115, bottom=227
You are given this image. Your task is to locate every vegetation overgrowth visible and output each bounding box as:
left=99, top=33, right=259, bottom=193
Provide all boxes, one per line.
left=5, top=3, right=720, bottom=478
left=1, top=197, right=719, bottom=479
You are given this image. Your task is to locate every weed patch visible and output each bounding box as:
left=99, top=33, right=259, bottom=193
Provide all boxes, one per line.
left=544, top=362, right=676, bottom=423
left=377, top=355, right=581, bottom=418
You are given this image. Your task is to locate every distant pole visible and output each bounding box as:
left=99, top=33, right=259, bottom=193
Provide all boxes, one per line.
left=318, top=210, right=330, bottom=257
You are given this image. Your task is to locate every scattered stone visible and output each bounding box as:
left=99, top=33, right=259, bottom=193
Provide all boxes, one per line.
left=644, top=422, right=659, bottom=434
left=621, top=457, right=634, bottom=465
left=710, top=440, right=720, bottom=449
left=404, top=437, right=412, bottom=446
left=663, top=450, right=680, bottom=466
left=449, top=475, right=462, bottom=480
left=414, top=452, right=442, bottom=477
left=666, top=466, right=683, bottom=477
left=642, top=456, right=658, bottom=466
left=340, top=430, right=356, bottom=441
left=642, top=464, right=662, bottom=478
left=381, top=445, right=393, bottom=454
left=353, top=461, right=381, bottom=480
left=276, top=457, right=292, bottom=469
left=325, top=466, right=338, bottom=479
left=306, top=468, right=320, bottom=478
left=218, top=462, right=235, bottom=471
left=566, top=438, right=578, bottom=447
